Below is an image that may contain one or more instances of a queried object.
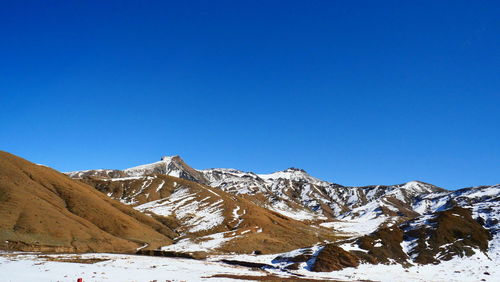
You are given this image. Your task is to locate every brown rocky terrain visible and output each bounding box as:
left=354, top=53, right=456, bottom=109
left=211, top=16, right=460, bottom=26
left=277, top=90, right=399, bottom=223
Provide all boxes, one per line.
left=77, top=174, right=339, bottom=254
left=0, top=151, right=176, bottom=253
left=307, top=206, right=492, bottom=271
left=0, top=151, right=338, bottom=255
left=403, top=206, right=491, bottom=264
left=311, top=244, right=360, bottom=272
left=1, top=151, right=497, bottom=276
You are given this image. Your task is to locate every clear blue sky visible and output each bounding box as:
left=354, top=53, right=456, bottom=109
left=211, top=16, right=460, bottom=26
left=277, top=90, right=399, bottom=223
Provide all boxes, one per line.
left=1, top=1, right=498, bottom=189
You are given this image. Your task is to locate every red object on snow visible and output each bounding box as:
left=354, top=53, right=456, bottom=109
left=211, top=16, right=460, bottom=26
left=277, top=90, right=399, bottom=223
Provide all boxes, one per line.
left=77, top=279, right=83, bottom=282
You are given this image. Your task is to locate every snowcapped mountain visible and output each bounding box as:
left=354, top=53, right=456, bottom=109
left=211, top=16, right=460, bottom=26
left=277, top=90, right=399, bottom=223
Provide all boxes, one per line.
left=75, top=173, right=337, bottom=255
left=67, top=156, right=444, bottom=221
left=124, top=156, right=210, bottom=184
left=65, top=155, right=499, bottom=271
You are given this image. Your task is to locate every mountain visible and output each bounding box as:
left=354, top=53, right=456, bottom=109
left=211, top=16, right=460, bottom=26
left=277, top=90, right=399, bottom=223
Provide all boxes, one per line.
left=76, top=173, right=338, bottom=255
left=65, top=156, right=208, bottom=183
left=0, top=151, right=176, bottom=253
left=67, top=156, right=445, bottom=223
left=68, top=155, right=499, bottom=269
left=255, top=184, right=499, bottom=273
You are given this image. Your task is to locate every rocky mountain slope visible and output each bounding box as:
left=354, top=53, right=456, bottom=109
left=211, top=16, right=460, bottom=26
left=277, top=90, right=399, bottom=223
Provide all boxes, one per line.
left=2, top=151, right=496, bottom=279
left=77, top=173, right=338, bottom=255
left=68, top=156, right=445, bottom=222
left=0, top=152, right=337, bottom=256
left=68, top=155, right=499, bottom=271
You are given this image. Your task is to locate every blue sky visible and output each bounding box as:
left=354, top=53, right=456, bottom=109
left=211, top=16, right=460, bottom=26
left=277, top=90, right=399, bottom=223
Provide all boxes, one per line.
left=1, top=1, right=498, bottom=189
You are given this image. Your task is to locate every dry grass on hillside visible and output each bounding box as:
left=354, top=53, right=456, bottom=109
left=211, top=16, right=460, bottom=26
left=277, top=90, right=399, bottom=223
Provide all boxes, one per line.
left=0, top=151, right=176, bottom=253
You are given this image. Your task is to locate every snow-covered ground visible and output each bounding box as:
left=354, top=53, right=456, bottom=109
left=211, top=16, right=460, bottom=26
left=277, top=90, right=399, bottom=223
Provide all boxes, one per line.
left=320, top=216, right=389, bottom=237
left=297, top=251, right=498, bottom=282
left=213, top=248, right=499, bottom=282
left=161, top=231, right=239, bottom=252
left=0, top=252, right=267, bottom=282
left=1, top=248, right=498, bottom=282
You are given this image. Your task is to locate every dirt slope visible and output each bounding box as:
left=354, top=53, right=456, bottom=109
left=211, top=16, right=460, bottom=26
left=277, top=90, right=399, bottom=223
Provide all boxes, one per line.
left=0, top=151, right=176, bottom=253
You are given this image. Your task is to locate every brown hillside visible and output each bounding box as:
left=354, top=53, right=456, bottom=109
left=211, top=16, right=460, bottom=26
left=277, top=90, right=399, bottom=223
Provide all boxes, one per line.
left=0, top=151, right=176, bottom=253
left=79, top=174, right=339, bottom=254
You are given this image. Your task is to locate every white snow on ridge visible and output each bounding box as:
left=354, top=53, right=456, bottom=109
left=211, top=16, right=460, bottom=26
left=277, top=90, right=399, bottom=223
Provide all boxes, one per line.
left=107, top=176, right=145, bottom=182
left=124, top=159, right=181, bottom=177
left=135, top=187, right=225, bottom=233
left=268, top=201, right=326, bottom=221
left=257, top=168, right=327, bottom=185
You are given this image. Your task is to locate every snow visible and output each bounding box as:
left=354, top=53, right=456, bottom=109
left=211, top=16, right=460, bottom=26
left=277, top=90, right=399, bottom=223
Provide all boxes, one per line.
left=462, top=185, right=500, bottom=198
left=338, top=241, right=368, bottom=253
left=136, top=188, right=193, bottom=216
left=412, top=193, right=450, bottom=214
left=204, top=187, right=221, bottom=197
left=123, top=157, right=191, bottom=179
left=106, top=176, right=145, bottom=182
left=259, top=169, right=318, bottom=182
left=322, top=199, right=393, bottom=237
left=136, top=243, right=149, bottom=251
left=209, top=245, right=500, bottom=282
left=155, top=180, right=165, bottom=192
left=0, top=252, right=266, bottom=282
left=232, top=206, right=241, bottom=218
left=321, top=216, right=388, bottom=237
left=162, top=231, right=240, bottom=252
left=124, top=160, right=171, bottom=177
left=401, top=237, right=419, bottom=260
left=267, top=200, right=326, bottom=221
left=231, top=206, right=243, bottom=227
left=183, top=199, right=224, bottom=233
left=135, top=187, right=225, bottom=233
left=291, top=250, right=499, bottom=282
left=400, top=181, right=432, bottom=193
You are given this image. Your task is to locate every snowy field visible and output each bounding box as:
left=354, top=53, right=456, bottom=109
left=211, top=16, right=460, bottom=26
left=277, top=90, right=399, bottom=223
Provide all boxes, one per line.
left=0, top=252, right=267, bottom=282
left=217, top=251, right=498, bottom=282
left=1, top=250, right=498, bottom=282
left=295, top=251, right=499, bottom=282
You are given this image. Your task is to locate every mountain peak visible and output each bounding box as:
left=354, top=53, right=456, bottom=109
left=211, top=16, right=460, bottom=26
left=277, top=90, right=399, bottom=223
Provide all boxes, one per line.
left=160, top=155, right=182, bottom=162
left=284, top=167, right=307, bottom=173
left=124, top=156, right=209, bottom=184
left=399, top=180, right=444, bottom=193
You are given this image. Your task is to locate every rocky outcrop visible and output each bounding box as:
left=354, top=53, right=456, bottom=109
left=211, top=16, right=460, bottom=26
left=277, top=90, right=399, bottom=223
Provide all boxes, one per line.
left=403, top=206, right=491, bottom=264
left=311, top=244, right=360, bottom=272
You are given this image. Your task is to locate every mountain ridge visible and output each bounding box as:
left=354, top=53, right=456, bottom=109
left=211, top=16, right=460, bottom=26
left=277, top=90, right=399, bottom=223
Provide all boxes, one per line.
left=67, top=156, right=450, bottom=193
left=29, top=153, right=500, bottom=271
left=66, top=155, right=448, bottom=222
